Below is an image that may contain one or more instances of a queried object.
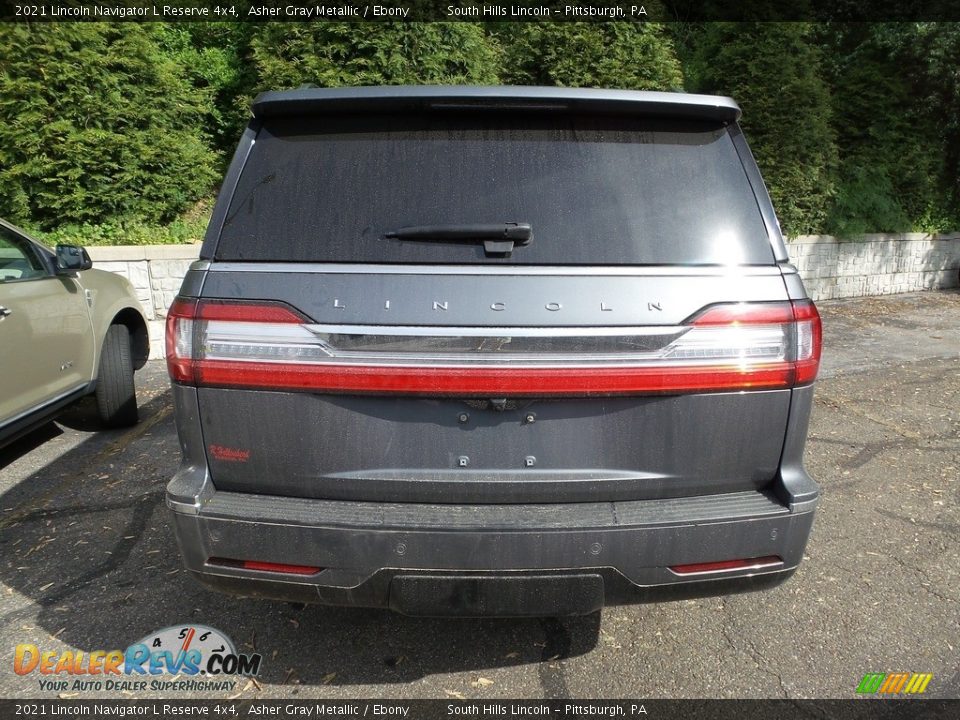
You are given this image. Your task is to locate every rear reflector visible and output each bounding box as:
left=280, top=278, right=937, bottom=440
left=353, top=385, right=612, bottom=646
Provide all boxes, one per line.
left=208, top=557, right=321, bottom=576
left=166, top=298, right=821, bottom=397
left=669, top=556, right=783, bottom=576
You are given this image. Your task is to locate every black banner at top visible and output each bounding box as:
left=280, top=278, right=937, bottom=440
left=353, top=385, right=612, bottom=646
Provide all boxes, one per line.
left=2, top=0, right=960, bottom=22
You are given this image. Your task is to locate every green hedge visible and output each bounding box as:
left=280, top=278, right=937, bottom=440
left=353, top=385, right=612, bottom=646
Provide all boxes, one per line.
left=0, top=24, right=219, bottom=231
left=494, top=23, right=683, bottom=90
left=678, top=22, right=960, bottom=236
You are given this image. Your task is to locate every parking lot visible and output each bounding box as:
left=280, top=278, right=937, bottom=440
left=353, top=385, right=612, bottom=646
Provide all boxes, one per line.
left=1, top=290, right=957, bottom=700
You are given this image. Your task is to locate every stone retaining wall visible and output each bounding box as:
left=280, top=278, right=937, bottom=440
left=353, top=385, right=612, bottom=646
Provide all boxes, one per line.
left=787, top=233, right=960, bottom=301
left=87, top=245, right=199, bottom=360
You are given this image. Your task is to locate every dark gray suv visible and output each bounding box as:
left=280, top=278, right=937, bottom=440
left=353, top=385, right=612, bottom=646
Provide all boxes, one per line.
left=165, top=86, right=821, bottom=616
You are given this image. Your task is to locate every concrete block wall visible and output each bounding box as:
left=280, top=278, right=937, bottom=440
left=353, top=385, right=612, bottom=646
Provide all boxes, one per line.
left=787, top=233, right=960, bottom=300
left=88, top=235, right=960, bottom=359
left=87, top=245, right=201, bottom=359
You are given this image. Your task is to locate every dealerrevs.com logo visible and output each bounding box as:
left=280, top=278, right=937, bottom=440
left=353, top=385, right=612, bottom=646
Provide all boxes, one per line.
left=14, top=625, right=262, bottom=693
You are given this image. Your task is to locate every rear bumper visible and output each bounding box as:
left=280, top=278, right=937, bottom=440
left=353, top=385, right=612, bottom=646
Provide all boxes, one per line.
left=167, top=486, right=816, bottom=616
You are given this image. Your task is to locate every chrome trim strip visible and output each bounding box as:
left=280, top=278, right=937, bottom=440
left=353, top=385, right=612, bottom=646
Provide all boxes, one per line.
left=203, top=321, right=787, bottom=366
left=207, top=263, right=784, bottom=277
left=166, top=496, right=201, bottom=515
left=303, top=324, right=682, bottom=337
left=668, top=558, right=784, bottom=578
left=197, top=356, right=782, bottom=370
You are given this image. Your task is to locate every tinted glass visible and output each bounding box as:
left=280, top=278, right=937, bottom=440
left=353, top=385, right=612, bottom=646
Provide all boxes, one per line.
left=0, top=227, right=47, bottom=282
left=216, top=114, right=774, bottom=265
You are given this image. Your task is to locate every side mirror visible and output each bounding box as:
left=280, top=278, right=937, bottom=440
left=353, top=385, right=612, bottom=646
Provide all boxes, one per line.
left=55, top=244, right=93, bottom=275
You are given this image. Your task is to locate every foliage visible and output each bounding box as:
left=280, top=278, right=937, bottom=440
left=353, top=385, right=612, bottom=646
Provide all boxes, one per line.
left=28, top=216, right=209, bottom=247
left=685, top=22, right=837, bottom=236
left=495, top=23, right=683, bottom=90
left=882, top=23, right=960, bottom=229
left=250, top=23, right=501, bottom=91
left=817, top=23, right=959, bottom=235
left=0, top=24, right=219, bottom=230
left=157, top=23, right=259, bottom=156
left=826, top=168, right=911, bottom=237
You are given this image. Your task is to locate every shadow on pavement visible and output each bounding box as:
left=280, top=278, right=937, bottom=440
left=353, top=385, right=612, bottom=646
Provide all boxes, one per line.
left=0, top=389, right=600, bottom=690
left=0, top=422, right=63, bottom=470
left=54, top=395, right=111, bottom=433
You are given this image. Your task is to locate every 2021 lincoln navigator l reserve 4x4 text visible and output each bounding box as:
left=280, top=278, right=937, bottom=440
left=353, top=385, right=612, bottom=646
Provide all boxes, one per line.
left=165, top=86, right=822, bottom=616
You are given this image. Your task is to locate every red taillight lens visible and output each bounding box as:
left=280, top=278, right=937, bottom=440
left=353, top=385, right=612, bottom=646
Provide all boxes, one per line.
left=208, top=557, right=321, bottom=576
left=195, top=300, right=305, bottom=323
left=691, top=303, right=795, bottom=326
left=669, top=555, right=783, bottom=576
left=165, top=297, right=822, bottom=396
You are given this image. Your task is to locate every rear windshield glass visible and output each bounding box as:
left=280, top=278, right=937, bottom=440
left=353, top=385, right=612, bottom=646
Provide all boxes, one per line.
left=215, top=113, right=774, bottom=265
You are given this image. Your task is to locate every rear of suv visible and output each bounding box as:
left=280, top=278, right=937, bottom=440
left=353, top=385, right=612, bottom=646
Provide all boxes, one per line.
left=166, top=86, right=821, bottom=616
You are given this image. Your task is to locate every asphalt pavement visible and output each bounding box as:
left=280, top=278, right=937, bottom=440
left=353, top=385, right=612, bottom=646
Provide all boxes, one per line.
left=0, top=290, right=957, bottom=700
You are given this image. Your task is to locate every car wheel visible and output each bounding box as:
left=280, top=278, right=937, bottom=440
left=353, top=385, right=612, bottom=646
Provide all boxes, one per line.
left=95, top=324, right=138, bottom=428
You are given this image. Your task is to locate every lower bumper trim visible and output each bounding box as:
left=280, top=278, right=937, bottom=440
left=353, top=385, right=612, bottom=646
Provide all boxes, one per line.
left=168, top=487, right=816, bottom=614
left=185, top=566, right=799, bottom=616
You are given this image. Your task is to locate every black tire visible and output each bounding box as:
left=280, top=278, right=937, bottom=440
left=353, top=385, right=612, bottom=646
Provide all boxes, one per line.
left=95, top=324, right=138, bottom=428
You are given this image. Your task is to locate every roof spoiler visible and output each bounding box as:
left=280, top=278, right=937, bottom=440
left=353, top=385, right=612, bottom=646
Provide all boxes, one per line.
left=251, top=86, right=742, bottom=123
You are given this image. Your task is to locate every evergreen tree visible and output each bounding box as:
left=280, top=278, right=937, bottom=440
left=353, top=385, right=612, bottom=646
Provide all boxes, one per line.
left=0, top=23, right=219, bottom=229
left=249, top=23, right=501, bottom=92
left=880, top=23, right=960, bottom=230
left=158, top=23, right=259, bottom=157
left=689, top=23, right=837, bottom=235
left=817, top=23, right=954, bottom=234
left=495, top=23, right=683, bottom=90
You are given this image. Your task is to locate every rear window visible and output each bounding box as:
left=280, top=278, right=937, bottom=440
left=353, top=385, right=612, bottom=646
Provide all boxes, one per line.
left=215, top=113, right=774, bottom=265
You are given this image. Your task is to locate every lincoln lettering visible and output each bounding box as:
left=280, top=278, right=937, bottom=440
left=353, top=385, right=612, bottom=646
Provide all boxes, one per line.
left=330, top=300, right=647, bottom=313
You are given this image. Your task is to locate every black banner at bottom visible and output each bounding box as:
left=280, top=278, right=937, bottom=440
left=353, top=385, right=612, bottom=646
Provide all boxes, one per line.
left=2, top=699, right=958, bottom=720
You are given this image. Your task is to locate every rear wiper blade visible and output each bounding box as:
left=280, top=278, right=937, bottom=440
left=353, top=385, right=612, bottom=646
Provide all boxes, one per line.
left=384, top=223, right=533, bottom=256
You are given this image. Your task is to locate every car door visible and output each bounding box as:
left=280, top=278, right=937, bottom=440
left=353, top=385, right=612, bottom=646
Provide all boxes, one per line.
left=0, top=225, right=95, bottom=426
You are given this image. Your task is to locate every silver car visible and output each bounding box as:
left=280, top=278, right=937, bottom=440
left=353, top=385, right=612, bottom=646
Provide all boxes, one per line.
left=0, top=219, right=149, bottom=446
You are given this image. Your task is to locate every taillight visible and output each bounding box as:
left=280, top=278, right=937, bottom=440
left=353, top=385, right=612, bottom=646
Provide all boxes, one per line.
left=684, top=298, right=821, bottom=386
left=165, top=298, right=198, bottom=384
left=208, top=557, right=321, bottom=576
left=165, top=298, right=821, bottom=396
left=669, top=555, right=784, bottom=576
left=165, top=298, right=307, bottom=385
